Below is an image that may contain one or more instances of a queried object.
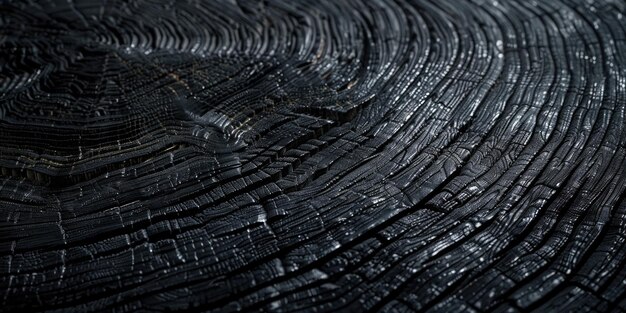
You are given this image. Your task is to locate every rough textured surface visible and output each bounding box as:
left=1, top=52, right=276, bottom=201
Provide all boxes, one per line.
left=1, top=0, right=625, bottom=312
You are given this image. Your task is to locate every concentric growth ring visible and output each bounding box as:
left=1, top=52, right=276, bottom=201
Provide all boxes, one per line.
left=1, top=0, right=625, bottom=312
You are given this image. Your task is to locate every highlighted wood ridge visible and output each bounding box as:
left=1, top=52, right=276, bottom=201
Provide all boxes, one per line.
left=1, top=0, right=625, bottom=311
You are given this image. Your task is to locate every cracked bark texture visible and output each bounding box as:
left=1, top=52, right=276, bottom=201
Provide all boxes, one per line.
left=1, top=0, right=626, bottom=312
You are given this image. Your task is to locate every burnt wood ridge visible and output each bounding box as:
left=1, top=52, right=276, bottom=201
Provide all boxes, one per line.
left=1, top=0, right=625, bottom=312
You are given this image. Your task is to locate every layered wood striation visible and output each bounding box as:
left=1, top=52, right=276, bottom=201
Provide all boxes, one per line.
left=1, top=0, right=625, bottom=312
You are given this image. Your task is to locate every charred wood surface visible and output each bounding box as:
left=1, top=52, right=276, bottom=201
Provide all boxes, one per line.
left=1, top=0, right=626, bottom=312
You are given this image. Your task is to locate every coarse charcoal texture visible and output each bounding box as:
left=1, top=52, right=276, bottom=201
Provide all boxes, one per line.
left=1, top=0, right=625, bottom=312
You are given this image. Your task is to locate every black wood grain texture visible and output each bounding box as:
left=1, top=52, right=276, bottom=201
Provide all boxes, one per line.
left=1, top=0, right=625, bottom=312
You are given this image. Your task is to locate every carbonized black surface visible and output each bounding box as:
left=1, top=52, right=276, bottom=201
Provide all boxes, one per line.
left=1, top=0, right=626, bottom=312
